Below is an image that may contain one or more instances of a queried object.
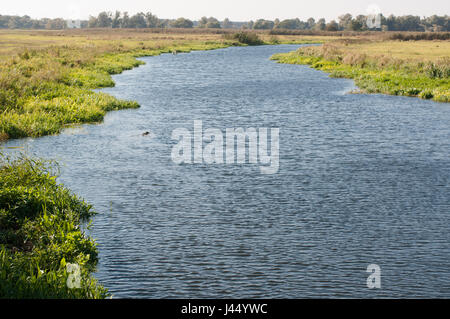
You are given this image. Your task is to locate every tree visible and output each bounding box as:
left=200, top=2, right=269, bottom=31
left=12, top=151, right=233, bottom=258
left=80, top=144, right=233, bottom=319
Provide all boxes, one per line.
left=349, top=19, right=363, bottom=31
left=170, top=18, right=193, bottom=28
left=45, top=18, right=66, bottom=30
left=307, top=17, right=316, bottom=29
left=277, top=19, right=301, bottom=29
left=7, top=16, right=20, bottom=29
left=129, top=13, right=147, bottom=28
left=145, top=12, right=159, bottom=28
left=274, top=18, right=280, bottom=28
left=198, top=16, right=208, bottom=28
left=112, top=11, right=121, bottom=28
left=206, top=17, right=221, bottom=28
left=398, top=15, right=423, bottom=31
left=158, top=19, right=169, bottom=28
left=325, top=20, right=339, bottom=31
left=87, top=16, right=98, bottom=28
left=253, top=19, right=274, bottom=29
left=121, top=12, right=130, bottom=28
left=97, top=12, right=112, bottom=28
left=338, top=13, right=353, bottom=30
left=314, top=18, right=326, bottom=31
left=31, top=20, right=44, bottom=29
left=355, top=15, right=368, bottom=30
left=222, top=18, right=232, bottom=29
left=199, top=17, right=221, bottom=28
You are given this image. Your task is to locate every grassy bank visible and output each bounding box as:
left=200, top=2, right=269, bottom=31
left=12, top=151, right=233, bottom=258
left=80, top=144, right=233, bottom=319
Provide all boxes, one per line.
left=0, top=33, right=230, bottom=141
left=271, top=39, right=450, bottom=102
left=0, top=29, right=333, bottom=141
left=0, top=154, right=108, bottom=298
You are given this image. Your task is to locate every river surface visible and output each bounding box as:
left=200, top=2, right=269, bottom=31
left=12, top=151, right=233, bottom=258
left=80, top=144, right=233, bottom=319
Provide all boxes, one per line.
left=3, top=44, right=450, bottom=298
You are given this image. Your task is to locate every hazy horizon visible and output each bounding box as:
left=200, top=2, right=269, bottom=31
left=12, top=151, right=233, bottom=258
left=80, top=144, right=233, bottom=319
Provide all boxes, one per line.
left=1, top=0, right=449, bottom=22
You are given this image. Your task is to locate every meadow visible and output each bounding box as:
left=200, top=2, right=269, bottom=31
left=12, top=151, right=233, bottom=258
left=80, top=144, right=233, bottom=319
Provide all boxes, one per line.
left=271, top=37, right=450, bottom=102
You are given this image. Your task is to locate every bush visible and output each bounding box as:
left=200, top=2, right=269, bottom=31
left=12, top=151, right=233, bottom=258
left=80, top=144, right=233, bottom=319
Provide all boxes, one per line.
left=225, top=32, right=264, bottom=45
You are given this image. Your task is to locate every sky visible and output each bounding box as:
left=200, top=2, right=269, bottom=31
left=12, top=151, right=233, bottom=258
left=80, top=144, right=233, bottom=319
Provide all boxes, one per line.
left=1, top=0, right=449, bottom=22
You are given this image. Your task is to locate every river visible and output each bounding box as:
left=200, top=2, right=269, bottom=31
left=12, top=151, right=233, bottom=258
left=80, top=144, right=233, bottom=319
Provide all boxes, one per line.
left=3, top=44, right=450, bottom=298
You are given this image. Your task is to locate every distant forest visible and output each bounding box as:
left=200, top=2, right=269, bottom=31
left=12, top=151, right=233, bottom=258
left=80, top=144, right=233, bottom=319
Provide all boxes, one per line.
left=0, top=11, right=449, bottom=32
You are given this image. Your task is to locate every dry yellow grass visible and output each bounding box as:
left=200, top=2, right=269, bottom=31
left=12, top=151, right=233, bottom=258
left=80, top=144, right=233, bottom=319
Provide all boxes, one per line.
left=341, top=40, right=450, bottom=62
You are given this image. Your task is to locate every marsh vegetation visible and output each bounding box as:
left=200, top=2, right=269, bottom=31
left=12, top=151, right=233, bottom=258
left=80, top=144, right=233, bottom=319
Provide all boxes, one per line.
left=271, top=38, right=450, bottom=102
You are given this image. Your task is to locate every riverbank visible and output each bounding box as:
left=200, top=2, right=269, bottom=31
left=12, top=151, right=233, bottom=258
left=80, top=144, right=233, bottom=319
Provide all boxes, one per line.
left=271, top=39, right=450, bottom=102
left=0, top=154, right=108, bottom=298
left=0, top=29, right=331, bottom=142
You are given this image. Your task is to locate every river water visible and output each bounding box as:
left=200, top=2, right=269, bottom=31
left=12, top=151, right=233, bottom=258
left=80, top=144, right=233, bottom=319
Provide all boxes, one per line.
left=3, top=44, right=450, bottom=298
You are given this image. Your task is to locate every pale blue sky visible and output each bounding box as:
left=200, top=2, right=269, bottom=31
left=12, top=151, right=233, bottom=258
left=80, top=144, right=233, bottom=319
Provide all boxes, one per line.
left=1, top=0, right=449, bottom=21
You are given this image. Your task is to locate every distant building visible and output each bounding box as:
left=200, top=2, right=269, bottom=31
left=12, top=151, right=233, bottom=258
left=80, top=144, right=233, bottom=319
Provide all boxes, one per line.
left=66, top=19, right=81, bottom=29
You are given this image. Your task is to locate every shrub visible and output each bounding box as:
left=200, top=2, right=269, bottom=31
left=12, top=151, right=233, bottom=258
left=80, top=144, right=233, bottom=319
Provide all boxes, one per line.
left=227, top=32, right=264, bottom=45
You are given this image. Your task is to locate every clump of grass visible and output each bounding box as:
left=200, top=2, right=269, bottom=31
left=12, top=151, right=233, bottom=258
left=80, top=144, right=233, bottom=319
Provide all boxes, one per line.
left=0, top=154, right=109, bottom=298
left=271, top=41, right=450, bottom=103
left=424, top=58, right=450, bottom=79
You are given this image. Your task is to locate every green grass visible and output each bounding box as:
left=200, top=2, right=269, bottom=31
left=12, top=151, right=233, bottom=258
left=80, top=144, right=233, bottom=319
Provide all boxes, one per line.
left=271, top=42, right=450, bottom=103
left=0, top=49, right=142, bottom=140
left=0, top=154, right=108, bottom=298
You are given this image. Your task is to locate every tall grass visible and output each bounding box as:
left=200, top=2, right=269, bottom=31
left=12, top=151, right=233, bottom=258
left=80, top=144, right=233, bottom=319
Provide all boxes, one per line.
left=271, top=41, right=450, bottom=102
left=0, top=154, right=108, bottom=298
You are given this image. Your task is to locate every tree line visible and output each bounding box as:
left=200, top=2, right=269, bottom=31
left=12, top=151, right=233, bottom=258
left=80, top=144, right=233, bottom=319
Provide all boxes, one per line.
left=0, top=15, right=67, bottom=29
left=0, top=12, right=449, bottom=31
